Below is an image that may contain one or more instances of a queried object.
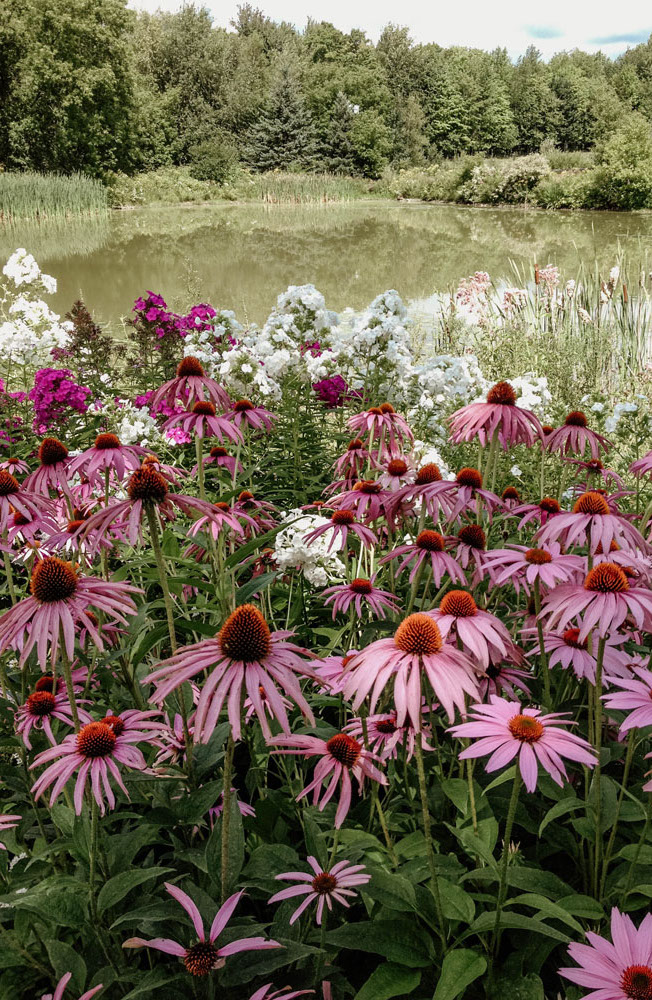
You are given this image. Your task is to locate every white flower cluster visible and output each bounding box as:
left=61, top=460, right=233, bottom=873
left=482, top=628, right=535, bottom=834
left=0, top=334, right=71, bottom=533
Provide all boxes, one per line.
left=274, top=508, right=345, bottom=588
left=96, top=397, right=164, bottom=448
left=411, top=440, right=453, bottom=479
left=331, top=290, right=414, bottom=398
left=2, top=248, right=56, bottom=294
left=605, top=400, right=642, bottom=434
left=406, top=353, right=488, bottom=437
left=510, top=373, right=552, bottom=417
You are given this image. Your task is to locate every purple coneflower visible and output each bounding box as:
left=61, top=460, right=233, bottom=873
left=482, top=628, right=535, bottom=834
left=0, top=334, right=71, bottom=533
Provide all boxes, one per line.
left=0, top=814, right=21, bottom=850
left=565, top=456, right=623, bottom=491
left=540, top=563, right=652, bottom=643
left=0, top=469, right=55, bottom=530
left=0, top=556, right=139, bottom=668
left=249, top=986, right=314, bottom=1000
left=0, top=456, right=28, bottom=474
left=381, top=529, right=466, bottom=587
left=429, top=591, right=523, bottom=670
left=192, top=445, right=241, bottom=479
left=528, top=627, right=630, bottom=684
left=509, top=496, right=562, bottom=529
left=546, top=410, right=611, bottom=460
left=320, top=577, right=399, bottom=620
left=602, top=667, right=652, bottom=733
left=149, top=355, right=231, bottom=412
left=453, top=524, right=493, bottom=579
left=123, top=884, right=280, bottom=976
left=535, top=491, right=649, bottom=556
left=560, top=907, right=652, bottom=1000
left=23, top=438, right=73, bottom=497
left=478, top=662, right=532, bottom=701
left=344, top=710, right=432, bottom=761
left=269, top=732, right=386, bottom=828
left=448, top=380, right=543, bottom=449
left=16, top=687, right=91, bottom=749
left=332, top=438, right=370, bottom=485
left=31, top=718, right=152, bottom=814
left=163, top=400, right=242, bottom=443
left=304, top=509, right=376, bottom=552
left=483, top=543, right=584, bottom=596
left=378, top=456, right=414, bottom=491
left=145, top=603, right=316, bottom=742
left=348, top=404, right=413, bottom=455
left=66, top=433, right=148, bottom=487
left=42, top=972, right=103, bottom=1000
left=328, top=479, right=392, bottom=523
left=268, top=856, right=371, bottom=924
left=449, top=695, right=596, bottom=792
left=342, top=612, right=482, bottom=726
left=631, top=450, right=652, bottom=480
left=229, top=398, right=277, bottom=433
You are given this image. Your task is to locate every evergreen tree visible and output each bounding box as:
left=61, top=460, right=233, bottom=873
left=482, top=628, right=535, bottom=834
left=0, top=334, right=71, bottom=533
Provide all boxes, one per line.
left=244, top=67, right=319, bottom=171
left=322, top=92, right=358, bottom=174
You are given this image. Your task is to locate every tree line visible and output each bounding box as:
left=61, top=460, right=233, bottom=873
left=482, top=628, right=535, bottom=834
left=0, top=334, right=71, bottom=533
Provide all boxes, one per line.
left=2, top=0, right=652, bottom=180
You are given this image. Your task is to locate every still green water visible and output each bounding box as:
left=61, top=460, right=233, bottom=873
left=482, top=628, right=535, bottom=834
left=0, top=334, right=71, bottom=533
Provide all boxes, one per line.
left=3, top=201, right=652, bottom=329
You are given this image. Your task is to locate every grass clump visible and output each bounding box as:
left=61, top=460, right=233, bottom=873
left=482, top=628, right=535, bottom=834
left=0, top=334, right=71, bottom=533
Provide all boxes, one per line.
left=0, top=171, right=107, bottom=221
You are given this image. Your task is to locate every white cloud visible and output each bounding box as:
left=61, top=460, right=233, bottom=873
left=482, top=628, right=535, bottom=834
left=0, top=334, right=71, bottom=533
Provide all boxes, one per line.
left=127, top=0, right=651, bottom=59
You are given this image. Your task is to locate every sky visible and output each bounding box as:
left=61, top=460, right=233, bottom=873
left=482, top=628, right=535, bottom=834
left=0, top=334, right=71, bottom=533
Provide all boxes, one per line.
left=127, top=0, right=652, bottom=60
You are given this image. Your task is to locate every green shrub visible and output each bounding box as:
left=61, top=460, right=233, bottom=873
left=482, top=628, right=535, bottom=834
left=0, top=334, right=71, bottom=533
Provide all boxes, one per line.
left=458, top=154, right=550, bottom=204
left=533, top=170, right=592, bottom=209
left=188, top=136, right=239, bottom=184
left=587, top=113, right=652, bottom=210
left=539, top=139, right=594, bottom=171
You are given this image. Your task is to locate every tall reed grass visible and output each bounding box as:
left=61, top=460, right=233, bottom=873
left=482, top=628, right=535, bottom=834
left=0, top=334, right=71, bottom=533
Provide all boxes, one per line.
left=247, top=172, right=378, bottom=204
left=0, top=172, right=107, bottom=222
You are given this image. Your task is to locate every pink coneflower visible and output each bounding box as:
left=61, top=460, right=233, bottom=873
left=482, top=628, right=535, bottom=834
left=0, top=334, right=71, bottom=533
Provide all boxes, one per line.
left=66, top=434, right=148, bottom=487
left=0, top=814, right=21, bottom=850
left=312, top=652, right=356, bottom=695
left=320, top=577, right=399, bottom=620
left=378, top=456, right=415, bottom=491
left=328, top=479, right=393, bottom=523
left=16, top=687, right=91, bottom=749
left=501, top=485, right=522, bottom=510
left=529, top=628, right=630, bottom=684
left=560, top=907, right=652, bottom=1000
left=429, top=591, right=523, bottom=669
left=593, top=540, right=651, bottom=585
left=42, top=972, right=103, bottom=1000
left=250, top=986, right=314, bottom=1000
left=79, top=466, right=228, bottom=555
left=7, top=507, right=59, bottom=545
left=453, top=524, right=492, bottom=578
left=546, top=410, right=611, bottom=460
left=0, top=456, right=28, bottom=474
left=268, top=856, right=371, bottom=924
left=483, top=543, right=584, bottom=596
left=479, top=662, right=532, bottom=701
left=602, top=667, right=652, bottom=733
left=140, top=452, right=184, bottom=484
left=209, top=788, right=256, bottom=823
left=332, top=438, right=370, bottom=485
left=0, top=556, right=139, bottom=668
left=234, top=491, right=278, bottom=532
left=164, top=400, right=242, bottom=443
left=448, top=380, right=544, bottom=449
left=145, top=604, right=316, bottom=742
left=186, top=501, right=253, bottom=542
left=510, top=496, right=562, bottom=529
left=535, top=491, right=649, bottom=556
left=0, top=469, right=55, bottom=530
left=631, top=451, right=652, bottom=480
left=386, top=462, right=450, bottom=523
left=149, top=355, right=231, bottom=412
left=565, top=457, right=624, bottom=491
left=31, top=718, right=152, bottom=814
left=229, top=398, right=277, bottom=433
left=43, top=512, right=115, bottom=558
left=348, top=404, right=413, bottom=455
left=444, top=467, right=505, bottom=524
left=192, top=445, right=241, bottom=479
left=123, top=884, right=280, bottom=975
left=540, top=562, right=652, bottom=642
left=23, top=438, right=73, bottom=498
left=153, top=712, right=195, bottom=769
left=381, top=528, right=466, bottom=586
left=304, top=509, right=376, bottom=552
left=449, top=695, right=596, bottom=791
left=344, top=710, right=432, bottom=761
left=269, top=732, right=386, bottom=828
left=342, top=613, right=482, bottom=726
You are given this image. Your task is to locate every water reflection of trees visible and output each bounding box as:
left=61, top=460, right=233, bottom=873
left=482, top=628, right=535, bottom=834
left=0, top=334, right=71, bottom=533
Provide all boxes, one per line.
left=3, top=203, right=652, bottom=329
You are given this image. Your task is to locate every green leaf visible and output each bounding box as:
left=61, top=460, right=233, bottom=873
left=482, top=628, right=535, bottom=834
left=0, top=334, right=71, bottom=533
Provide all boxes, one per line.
left=442, top=778, right=469, bottom=814
left=219, top=937, right=320, bottom=986
left=97, top=868, right=172, bottom=917
left=237, top=571, right=278, bottom=603
left=326, top=919, right=434, bottom=967
left=242, top=844, right=301, bottom=889
left=45, top=940, right=87, bottom=995
left=433, top=948, right=487, bottom=1000
left=557, top=894, right=604, bottom=920
left=539, top=797, right=583, bottom=836
left=461, top=911, right=571, bottom=944
left=439, top=879, right=475, bottom=924
left=355, top=962, right=421, bottom=999
left=120, top=970, right=185, bottom=998
left=363, top=867, right=417, bottom=912
left=506, top=893, right=583, bottom=933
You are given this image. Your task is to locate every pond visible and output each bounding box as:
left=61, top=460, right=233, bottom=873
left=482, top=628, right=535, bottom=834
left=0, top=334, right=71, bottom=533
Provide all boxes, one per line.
left=3, top=201, right=652, bottom=330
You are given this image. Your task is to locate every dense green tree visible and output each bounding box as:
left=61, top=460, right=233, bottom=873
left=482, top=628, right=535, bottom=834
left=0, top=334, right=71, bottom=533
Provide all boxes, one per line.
left=510, top=47, right=560, bottom=152
left=243, top=67, right=319, bottom=171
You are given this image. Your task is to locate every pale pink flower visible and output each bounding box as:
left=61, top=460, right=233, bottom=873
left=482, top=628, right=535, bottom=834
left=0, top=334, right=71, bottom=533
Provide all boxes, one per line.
left=328, top=480, right=393, bottom=523
left=347, top=404, right=413, bottom=455
left=250, top=986, right=314, bottom=1000
left=229, top=398, right=277, bottom=433
left=0, top=456, right=29, bottom=474
left=448, top=381, right=543, bottom=450
left=23, top=438, right=73, bottom=498
left=429, top=590, right=523, bottom=669
left=631, top=451, right=652, bottom=480
left=342, top=613, right=482, bottom=726
left=380, top=529, right=466, bottom=587
left=478, top=662, right=533, bottom=701
left=149, top=355, right=231, bottom=412
left=192, top=445, right=241, bottom=479
left=535, top=491, right=649, bottom=556
left=16, top=687, right=91, bottom=750
left=602, top=667, right=652, bottom=733
left=320, top=577, right=399, bottom=620
left=560, top=907, right=652, bottom=1000
left=145, top=604, right=316, bottom=743
left=546, top=411, right=611, bottom=461
left=450, top=695, right=596, bottom=792
left=304, top=510, right=376, bottom=551
left=539, top=563, right=652, bottom=643
left=31, top=719, right=153, bottom=814
left=377, top=456, right=415, bottom=491
left=332, top=438, right=370, bottom=485
left=66, top=433, right=148, bottom=487
left=483, top=543, right=584, bottom=596
left=163, top=401, right=242, bottom=443
left=0, top=814, right=21, bottom=850
left=344, top=710, right=432, bottom=761
left=269, top=856, right=371, bottom=924
left=0, top=468, right=55, bottom=531
left=528, top=627, right=631, bottom=684
left=123, top=884, right=280, bottom=975
left=268, top=732, right=386, bottom=828
left=509, top=496, right=562, bottom=529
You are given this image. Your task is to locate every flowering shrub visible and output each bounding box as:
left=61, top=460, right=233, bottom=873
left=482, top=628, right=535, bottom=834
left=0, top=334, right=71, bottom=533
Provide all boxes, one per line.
left=0, top=251, right=652, bottom=999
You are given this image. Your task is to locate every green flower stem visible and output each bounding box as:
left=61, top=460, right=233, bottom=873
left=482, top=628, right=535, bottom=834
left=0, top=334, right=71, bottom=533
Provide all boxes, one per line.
left=2, top=547, right=16, bottom=605
left=405, top=560, right=425, bottom=617
left=491, top=767, right=521, bottom=959
left=60, top=634, right=81, bottom=732
left=220, top=731, right=236, bottom=904
left=89, top=796, right=99, bottom=923
left=601, top=728, right=637, bottom=898
left=195, top=435, right=206, bottom=502
left=533, top=577, right=551, bottom=708
left=413, top=733, right=446, bottom=942
left=592, top=635, right=607, bottom=898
